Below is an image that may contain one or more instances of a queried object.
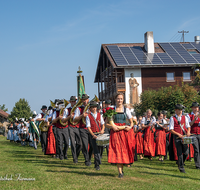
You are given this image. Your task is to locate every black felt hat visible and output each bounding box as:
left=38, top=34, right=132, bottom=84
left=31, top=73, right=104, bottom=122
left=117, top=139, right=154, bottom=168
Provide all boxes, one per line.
left=89, top=101, right=98, bottom=107
left=190, top=102, right=199, bottom=108
left=162, top=110, right=167, bottom=115
left=57, top=100, right=64, bottom=105
left=41, top=105, right=47, bottom=110
left=48, top=106, right=53, bottom=110
left=105, top=100, right=111, bottom=104
left=81, top=94, right=89, bottom=100
left=175, top=104, right=185, bottom=110
left=70, top=96, right=77, bottom=101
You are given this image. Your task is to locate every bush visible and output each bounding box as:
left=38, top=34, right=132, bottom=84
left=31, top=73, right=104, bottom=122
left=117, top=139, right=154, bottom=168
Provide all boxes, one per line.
left=134, top=84, right=199, bottom=118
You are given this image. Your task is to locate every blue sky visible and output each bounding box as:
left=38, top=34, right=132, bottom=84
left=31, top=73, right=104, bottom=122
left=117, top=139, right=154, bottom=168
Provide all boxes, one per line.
left=1, top=0, right=200, bottom=114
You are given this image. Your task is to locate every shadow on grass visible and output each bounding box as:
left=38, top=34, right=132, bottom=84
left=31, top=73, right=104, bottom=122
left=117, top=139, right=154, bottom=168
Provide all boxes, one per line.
left=139, top=171, right=200, bottom=181
left=46, top=169, right=116, bottom=177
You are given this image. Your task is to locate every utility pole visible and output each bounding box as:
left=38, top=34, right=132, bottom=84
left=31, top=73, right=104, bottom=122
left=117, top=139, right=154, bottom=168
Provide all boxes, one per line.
left=178, top=30, right=189, bottom=42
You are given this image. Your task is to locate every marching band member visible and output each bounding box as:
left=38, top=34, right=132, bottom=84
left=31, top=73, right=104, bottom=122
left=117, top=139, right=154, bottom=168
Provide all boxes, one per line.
left=73, top=94, right=93, bottom=166
left=106, top=93, right=134, bottom=178
left=13, top=118, right=19, bottom=143
left=169, top=104, right=190, bottom=173
left=62, top=96, right=82, bottom=163
left=52, top=100, right=69, bottom=160
left=86, top=101, right=105, bottom=170
left=19, top=122, right=28, bottom=146
left=187, top=102, right=200, bottom=169
left=154, top=112, right=167, bottom=161
left=141, top=109, right=156, bottom=160
left=135, top=116, right=144, bottom=159
left=35, top=105, right=47, bottom=153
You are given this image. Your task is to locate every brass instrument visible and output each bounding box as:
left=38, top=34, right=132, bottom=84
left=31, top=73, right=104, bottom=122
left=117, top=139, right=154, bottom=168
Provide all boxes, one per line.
left=82, top=95, right=100, bottom=125
left=59, top=99, right=70, bottom=126
left=69, top=98, right=83, bottom=125
left=39, top=114, right=49, bottom=132
left=50, top=100, right=55, bottom=108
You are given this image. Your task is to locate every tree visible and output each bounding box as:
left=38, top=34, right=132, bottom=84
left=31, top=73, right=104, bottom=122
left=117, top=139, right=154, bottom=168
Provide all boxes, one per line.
left=0, top=104, right=8, bottom=112
left=8, top=98, right=32, bottom=122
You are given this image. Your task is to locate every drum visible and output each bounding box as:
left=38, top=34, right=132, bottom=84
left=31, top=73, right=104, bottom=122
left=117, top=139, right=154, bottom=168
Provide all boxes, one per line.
left=182, top=136, right=196, bottom=144
left=96, top=134, right=110, bottom=146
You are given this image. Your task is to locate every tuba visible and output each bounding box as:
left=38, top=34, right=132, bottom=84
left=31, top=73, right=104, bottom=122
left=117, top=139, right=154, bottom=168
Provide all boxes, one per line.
left=39, top=113, right=49, bottom=132
left=69, top=98, right=83, bottom=125
left=59, top=99, right=70, bottom=126
left=50, top=100, right=56, bottom=108
left=82, top=95, right=100, bottom=125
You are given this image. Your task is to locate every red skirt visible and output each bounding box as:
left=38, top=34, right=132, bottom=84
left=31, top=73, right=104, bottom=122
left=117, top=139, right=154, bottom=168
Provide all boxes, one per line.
left=187, top=144, right=194, bottom=160
left=155, top=130, right=166, bottom=156
left=46, top=125, right=56, bottom=155
left=136, top=131, right=144, bottom=154
left=108, top=123, right=135, bottom=164
left=143, top=126, right=155, bottom=157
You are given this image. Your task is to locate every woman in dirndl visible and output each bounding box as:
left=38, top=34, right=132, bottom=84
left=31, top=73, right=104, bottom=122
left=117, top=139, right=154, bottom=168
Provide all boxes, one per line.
left=154, top=112, right=167, bottom=161
left=106, top=93, right=135, bottom=178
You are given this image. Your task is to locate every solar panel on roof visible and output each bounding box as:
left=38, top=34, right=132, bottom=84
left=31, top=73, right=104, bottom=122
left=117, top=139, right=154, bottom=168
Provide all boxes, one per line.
left=146, top=53, right=163, bottom=64
left=159, top=43, right=186, bottom=64
left=130, top=46, right=152, bottom=65
left=119, top=47, right=140, bottom=65
left=170, top=43, right=198, bottom=63
left=191, top=42, right=200, bottom=53
left=156, top=53, right=175, bottom=64
left=107, top=45, right=128, bottom=66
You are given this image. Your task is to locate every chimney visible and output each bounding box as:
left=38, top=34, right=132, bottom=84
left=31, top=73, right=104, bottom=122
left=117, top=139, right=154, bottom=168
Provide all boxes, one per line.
left=194, top=36, right=200, bottom=44
left=144, top=31, right=155, bottom=53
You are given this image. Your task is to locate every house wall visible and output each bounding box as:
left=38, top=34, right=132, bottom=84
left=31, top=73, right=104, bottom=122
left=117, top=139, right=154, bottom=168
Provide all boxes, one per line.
left=141, top=67, right=194, bottom=91
left=124, top=68, right=142, bottom=104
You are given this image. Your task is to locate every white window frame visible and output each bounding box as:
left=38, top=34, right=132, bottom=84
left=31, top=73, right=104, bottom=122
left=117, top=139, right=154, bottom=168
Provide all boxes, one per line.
left=166, top=72, right=175, bottom=82
left=183, top=72, right=191, bottom=81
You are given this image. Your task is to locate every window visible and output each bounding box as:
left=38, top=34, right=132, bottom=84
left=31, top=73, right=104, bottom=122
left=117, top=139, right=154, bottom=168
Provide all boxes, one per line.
left=166, top=72, right=175, bottom=82
left=187, top=49, right=199, bottom=54
left=183, top=72, right=191, bottom=81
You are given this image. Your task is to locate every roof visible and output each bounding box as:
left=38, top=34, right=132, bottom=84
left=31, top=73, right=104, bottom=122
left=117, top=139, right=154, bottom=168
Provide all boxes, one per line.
left=94, top=42, right=200, bottom=82
left=0, top=109, right=9, bottom=118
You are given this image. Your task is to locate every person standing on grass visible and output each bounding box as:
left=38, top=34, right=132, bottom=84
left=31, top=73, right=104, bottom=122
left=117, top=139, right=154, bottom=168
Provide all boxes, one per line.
left=169, top=104, right=190, bottom=173
left=141, top=109, right=156, bottom=160
left=154, top=112, right=167, bottom=161
left=135, top=116, right=144, bottom=160
left=86, top=101, right=105, bottom=170
left=105, top=92, right=135, bottom=178
left=187, top=102, right=200, bottom=169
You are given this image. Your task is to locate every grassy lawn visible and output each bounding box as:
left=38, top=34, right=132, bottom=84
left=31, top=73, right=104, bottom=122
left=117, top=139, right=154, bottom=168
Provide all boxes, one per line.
left=0, top=135, right=200, bottom=190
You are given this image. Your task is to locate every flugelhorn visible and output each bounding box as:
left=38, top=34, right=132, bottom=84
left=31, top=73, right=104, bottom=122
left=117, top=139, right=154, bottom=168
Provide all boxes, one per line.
left=70, top=98, right=83, bottom=125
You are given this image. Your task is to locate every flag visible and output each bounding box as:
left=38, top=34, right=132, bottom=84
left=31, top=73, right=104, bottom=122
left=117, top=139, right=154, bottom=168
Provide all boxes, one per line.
left=77, top=75, right=85, bottom=99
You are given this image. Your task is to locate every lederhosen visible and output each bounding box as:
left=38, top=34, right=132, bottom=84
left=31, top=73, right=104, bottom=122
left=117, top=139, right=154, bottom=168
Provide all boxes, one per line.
left=155, top=120, right=166, bottom=156
left=55, top=110, right=69, bottom=159
left=78, top=105, right=93, bottom=165
left=173, top=116, right=189, bottom=172
left=88, top=113, right=102, bottom=167
left=68, top=107, right=82, bottom=163
left=188, top=114, right=200, bottom=168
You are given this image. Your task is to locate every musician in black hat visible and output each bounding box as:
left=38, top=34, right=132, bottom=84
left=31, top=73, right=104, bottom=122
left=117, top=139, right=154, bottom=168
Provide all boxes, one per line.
left=73, top=94, right=93, bottom=166
left=86, top=101, right=105, bottom=170
left=187, top=102, right=200, bottom=169
left=52, top=100, right=69, bottom=160
left=62, top=96, right=82, bottom=163
left=169, top=104, right=191, bottom=173
left=35, top=105, right=47, bottom=153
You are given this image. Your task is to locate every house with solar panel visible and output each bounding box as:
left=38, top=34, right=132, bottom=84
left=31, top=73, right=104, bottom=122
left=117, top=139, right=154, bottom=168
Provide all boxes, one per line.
left=94, top=31, right=200, bottom=105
